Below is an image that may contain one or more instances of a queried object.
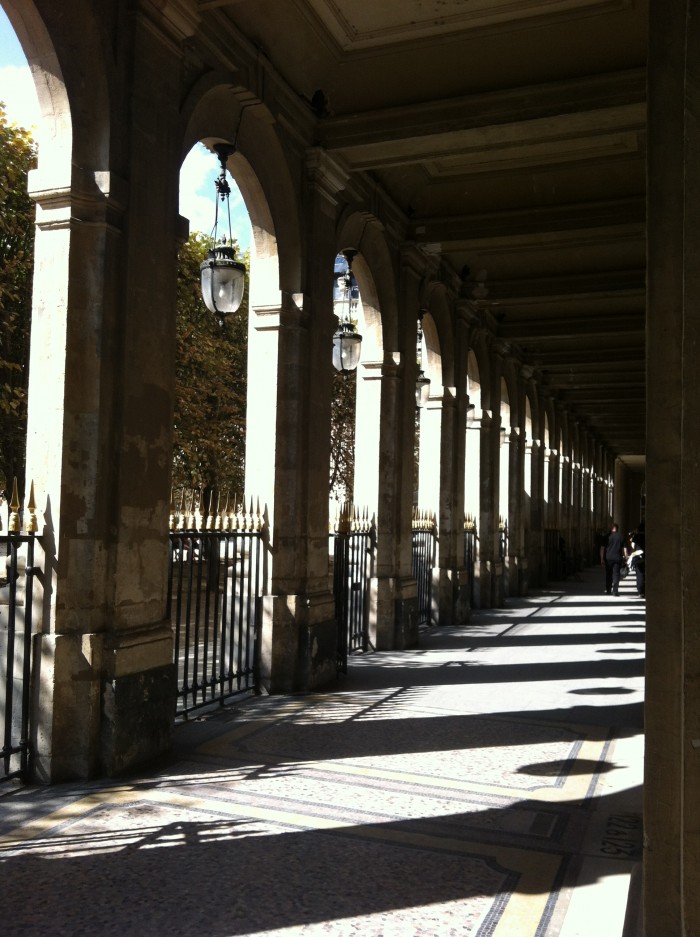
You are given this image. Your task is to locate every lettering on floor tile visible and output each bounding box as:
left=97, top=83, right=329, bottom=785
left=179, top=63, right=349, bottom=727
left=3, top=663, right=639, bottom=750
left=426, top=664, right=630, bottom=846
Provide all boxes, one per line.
left=599, top=813, right=643, bottom=858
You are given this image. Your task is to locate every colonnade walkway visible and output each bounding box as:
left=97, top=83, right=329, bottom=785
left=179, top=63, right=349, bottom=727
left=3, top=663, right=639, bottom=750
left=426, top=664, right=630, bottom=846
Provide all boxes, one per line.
left=1, top=566, right=644, bottom=937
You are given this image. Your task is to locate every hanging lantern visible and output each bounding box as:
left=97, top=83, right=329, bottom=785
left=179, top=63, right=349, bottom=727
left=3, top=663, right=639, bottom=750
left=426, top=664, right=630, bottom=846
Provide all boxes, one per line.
left=200, top=143, right=246, bottom=322
left=415, top=310, right=431, bottom=407
left=415, top=370, right=430, bottom=407
left=332, top=249, right=362, bottom=373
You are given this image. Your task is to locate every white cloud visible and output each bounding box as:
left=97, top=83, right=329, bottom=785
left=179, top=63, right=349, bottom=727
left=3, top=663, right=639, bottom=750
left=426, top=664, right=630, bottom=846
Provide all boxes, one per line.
left=179, top=143, right=251, bottom=252
left=0, top=63, right=40, bottom=130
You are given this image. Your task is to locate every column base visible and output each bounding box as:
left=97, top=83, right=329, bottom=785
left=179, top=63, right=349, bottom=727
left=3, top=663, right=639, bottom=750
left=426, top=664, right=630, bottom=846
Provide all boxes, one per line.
left=368, top=575, right=419, bottom=650
left=101, top=662, right=176, bottom=777
left=394, top=577, right=419, bottom=650
left=436, top=567, right=471, bottom=625
left=31, top=624, right=175, bottom=782
left=259, top=592, right=337, bottom=693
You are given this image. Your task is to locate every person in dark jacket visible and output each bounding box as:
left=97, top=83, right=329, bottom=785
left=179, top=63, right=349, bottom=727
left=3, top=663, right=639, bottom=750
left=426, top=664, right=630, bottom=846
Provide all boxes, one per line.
left=600, top=522, right=628, bottom=596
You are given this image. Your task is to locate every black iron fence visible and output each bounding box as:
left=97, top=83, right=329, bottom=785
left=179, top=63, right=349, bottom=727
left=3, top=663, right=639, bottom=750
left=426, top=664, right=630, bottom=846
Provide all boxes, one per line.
left=1, top=534, right=37, bottom=783
left=464, top=515, right=478, bottom=607
left=167, top=495, right=266, bottom=717
left=544, top=528, right=563, bottom=579
left=330, top=504, right=374, bottom=673
left=412, top=509, right=437, bottom=628
left=1, top=481, right=40, bottom=784
left=498, top=517, right=509, bottom=562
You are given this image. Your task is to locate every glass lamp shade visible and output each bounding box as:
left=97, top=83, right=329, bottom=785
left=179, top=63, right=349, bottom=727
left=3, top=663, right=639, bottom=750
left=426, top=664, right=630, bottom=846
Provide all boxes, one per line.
left=200, top=245, right=246, bottom=316
left=416, top=371, right=431, bottom=407
left=332, top=325, right=362, bottom=373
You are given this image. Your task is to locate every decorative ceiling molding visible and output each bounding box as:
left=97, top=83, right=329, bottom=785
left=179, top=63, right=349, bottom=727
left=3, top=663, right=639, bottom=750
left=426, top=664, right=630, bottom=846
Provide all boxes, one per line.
left=297, top=0, right=632, bottom=52
left=320, top=70, right=646, bottom=152
left=330, top=107, right=646, bottom=173
left=411, top=200, right=645, bottom=247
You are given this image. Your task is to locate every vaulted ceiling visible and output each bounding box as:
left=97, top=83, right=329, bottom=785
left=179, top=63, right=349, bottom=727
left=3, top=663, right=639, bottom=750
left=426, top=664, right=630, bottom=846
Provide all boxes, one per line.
left=201, top=0, right=647, bottom=464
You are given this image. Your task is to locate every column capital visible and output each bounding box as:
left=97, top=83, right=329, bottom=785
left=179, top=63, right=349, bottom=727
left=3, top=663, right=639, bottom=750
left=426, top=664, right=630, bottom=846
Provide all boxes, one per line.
left=306, top=148, right=349, bottom=211
left=139, top=0, right=200, bottom=42
left=492, top=338, right=512, bottom=359
left=29, top=166, right=129, bottom=232
left=455, top=300, right=482, bottom=327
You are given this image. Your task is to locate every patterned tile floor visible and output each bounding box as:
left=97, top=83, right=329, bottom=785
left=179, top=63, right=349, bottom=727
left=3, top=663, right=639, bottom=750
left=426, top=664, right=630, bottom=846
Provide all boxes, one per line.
left=0, top=568, right=644, bottom=937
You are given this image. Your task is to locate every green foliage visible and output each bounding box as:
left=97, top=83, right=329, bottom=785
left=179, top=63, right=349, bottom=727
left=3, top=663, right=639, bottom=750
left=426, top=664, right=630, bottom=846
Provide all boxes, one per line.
left=172, top=233, right=249, bottom=499
left=329, top=369, right=356, bottom=502
left=0, top=108, right=345, bottom=514
left=0, top=103, right=36, bottom=494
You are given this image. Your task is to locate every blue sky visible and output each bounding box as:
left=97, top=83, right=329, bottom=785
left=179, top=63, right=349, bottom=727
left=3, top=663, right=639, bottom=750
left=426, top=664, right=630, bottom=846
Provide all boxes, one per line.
left=0, top=7, right=251, bottom=248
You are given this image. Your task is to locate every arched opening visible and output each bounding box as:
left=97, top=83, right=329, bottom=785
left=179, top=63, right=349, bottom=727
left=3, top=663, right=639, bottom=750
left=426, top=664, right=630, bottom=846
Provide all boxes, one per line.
left=331, top=215, right=391, bottom=530
left=499, top=377, right=511, bottom=528
left=524, top=396, right=533, bottom=499
left=173, top=141, right=253, bottom=503
left=0, top=10, right=39, bottom=498
left=465, top=349, right=482, bottom=519
left=499, top=377, right=512, bottom=595
left=340, top=247, right=382, bottom=517
left=329, top=250, right=360, bottom=508
left=558, top=427, right=565, bottom=527
left=416, top=310, right=443, bottom=514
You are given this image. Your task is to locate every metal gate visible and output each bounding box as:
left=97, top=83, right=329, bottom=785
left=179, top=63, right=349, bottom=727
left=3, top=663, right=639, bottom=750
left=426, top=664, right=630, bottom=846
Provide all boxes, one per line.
left=1, top=484, right=39, bottom=784
left=412, top=509, right=437, bottom=628
left=331, top=504, right=374, bottom=673
left=544, top=528, right=562, bottom=580
left=167, top=496, right=266, bottom=717
left=464, top=514, right=478, bottom=607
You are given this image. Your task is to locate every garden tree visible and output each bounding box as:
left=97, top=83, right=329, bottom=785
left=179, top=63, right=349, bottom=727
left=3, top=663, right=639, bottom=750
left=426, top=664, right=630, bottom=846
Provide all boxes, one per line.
left=329, top=369, right=356, bottom=503
left=173, top=233, right=249, bottom=508
left=175, top=236, right=357, bottom=511
left=0, top=104, right=36, bottom=499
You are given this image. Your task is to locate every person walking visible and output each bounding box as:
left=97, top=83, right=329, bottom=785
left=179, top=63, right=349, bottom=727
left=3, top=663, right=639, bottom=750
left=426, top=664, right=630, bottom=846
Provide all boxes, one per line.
left=601, top=522, right=628, bottom=596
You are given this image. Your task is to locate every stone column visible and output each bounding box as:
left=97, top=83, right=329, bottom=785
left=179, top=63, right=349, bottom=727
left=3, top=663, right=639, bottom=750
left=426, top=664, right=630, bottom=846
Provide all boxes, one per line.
left=464, top=405, right=483, bottom=603
left=529, top=437, right=545, bottom=585
left=613, top=456, right=628, bottom=530
left=416, top=387, right=443, bottom=624
left=545, top=448, right=558, bottom=530
left=372, top=351, right=419, bottom=651
left=475, top=408, right=501, bottom=608
left=571, top=460, right=582, bottom=564
left=25, top=6, right=198, bottom=780
left=249, top=150, right=342, bottom=692
left=433, top=387, right=469, bottom=624
left=507, top=426, right=526, bottom=596
left=645, top=4, right=700, bottom=932
left=581, top=465, right=593, bottom=564
left=371, top=251, right=422, bottom=650
left=560, top=454, right=572, bottom=545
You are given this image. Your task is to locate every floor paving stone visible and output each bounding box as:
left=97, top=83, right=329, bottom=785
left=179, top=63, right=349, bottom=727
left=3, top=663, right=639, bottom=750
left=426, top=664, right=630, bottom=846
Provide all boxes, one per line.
left=0, top=567, right=644, bottom=936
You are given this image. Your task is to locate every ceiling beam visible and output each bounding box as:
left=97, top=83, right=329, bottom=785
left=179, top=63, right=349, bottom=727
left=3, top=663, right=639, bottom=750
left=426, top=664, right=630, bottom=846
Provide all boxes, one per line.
left=320, top=69, right=646, bottom=152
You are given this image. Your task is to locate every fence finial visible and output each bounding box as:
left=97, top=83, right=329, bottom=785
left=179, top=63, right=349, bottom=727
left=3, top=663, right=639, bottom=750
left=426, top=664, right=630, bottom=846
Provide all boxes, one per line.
left=25, top=481, right=37, bottom=533
left=221, top=491, right=231, bottom=531
left=186, top=489, right=196, bottom=529
left=8, top=477, right=20, bottom=532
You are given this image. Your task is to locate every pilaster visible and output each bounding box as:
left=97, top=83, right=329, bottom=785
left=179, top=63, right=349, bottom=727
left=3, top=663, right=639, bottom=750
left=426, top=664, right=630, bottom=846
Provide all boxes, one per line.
left=254, top=153, right=343, bottom=692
